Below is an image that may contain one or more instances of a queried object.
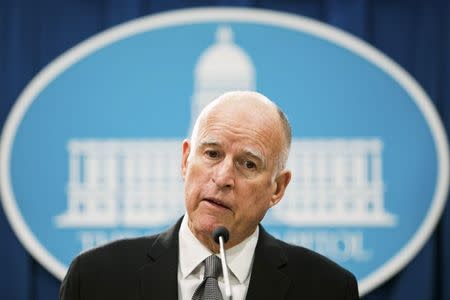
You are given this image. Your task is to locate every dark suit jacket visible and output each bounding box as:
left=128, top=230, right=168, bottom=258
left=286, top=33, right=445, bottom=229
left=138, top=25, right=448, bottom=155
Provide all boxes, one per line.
left=60, top=218, right=359, bottom=299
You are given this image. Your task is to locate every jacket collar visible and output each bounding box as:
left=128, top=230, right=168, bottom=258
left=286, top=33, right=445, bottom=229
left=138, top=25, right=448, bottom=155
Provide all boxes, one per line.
left=138, top=218, right=182, bottom=300
left=138, top=220, right=291, bottom=300
left=246, top=225, right=291, bottom=299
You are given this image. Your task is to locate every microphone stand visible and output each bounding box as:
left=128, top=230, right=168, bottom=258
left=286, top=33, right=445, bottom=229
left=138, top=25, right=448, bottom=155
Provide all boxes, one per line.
left=213, top=226, right=232, bottom=300
left=218, top=235, right=232, bottom=300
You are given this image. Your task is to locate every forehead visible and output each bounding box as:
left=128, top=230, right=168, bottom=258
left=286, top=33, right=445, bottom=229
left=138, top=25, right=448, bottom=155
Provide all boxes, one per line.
left=198, top=134, right=264, bottom=160
left=206, top=96, right=280, bottom=130
left=195, top=99, right=283, bottom=156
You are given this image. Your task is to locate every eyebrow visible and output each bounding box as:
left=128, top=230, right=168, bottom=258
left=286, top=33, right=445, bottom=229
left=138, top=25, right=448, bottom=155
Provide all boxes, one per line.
left=198, top=138, right=221, bottom=148
left=243, top=150, right=264, bottom=164
left=198, top=137, right=266, bottom=165
left=199, top=139, right=264, bottom=163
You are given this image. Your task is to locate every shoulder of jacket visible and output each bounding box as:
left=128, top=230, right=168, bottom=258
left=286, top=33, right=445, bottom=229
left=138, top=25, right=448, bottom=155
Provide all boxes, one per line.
left=271, top=234, right=355, bottom=279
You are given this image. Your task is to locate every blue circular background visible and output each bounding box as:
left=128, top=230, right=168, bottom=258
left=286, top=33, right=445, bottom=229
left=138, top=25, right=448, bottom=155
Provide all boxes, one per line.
left=9, top=22, right=437, bottom=280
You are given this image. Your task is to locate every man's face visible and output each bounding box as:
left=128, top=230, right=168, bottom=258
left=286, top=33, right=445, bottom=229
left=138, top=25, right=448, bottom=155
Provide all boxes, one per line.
left=181, top=99, right=291, bottom=248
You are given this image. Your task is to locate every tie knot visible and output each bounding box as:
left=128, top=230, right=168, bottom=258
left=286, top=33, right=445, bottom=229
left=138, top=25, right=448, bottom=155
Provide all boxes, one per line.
left=204, top=255, right=222, bottom=279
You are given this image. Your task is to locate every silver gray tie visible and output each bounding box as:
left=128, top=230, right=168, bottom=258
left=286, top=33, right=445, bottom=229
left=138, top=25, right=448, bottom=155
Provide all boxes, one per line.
left=192, top=255, right=223, bottom=300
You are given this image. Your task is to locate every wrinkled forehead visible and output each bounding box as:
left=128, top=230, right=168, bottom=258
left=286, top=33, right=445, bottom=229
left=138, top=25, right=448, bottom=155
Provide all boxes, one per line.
left=205, top=99, right=277, bottom=131
left=191, top=92, right=287, bottom=148
left=194, top=101, right=282, bottom=151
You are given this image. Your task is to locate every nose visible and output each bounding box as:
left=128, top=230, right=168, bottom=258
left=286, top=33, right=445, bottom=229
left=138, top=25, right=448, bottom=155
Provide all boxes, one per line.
left=212, top=157, right=235, bottom=189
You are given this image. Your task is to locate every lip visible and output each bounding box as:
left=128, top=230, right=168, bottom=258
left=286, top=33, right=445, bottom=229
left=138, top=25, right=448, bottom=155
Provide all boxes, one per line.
left=203, top=197, right=231, bottom=210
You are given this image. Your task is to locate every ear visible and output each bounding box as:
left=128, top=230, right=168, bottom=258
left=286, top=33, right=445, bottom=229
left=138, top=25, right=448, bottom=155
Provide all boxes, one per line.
left=269, top=169, right=292, bottom=208
left=181, top=139, right=191, bottom=179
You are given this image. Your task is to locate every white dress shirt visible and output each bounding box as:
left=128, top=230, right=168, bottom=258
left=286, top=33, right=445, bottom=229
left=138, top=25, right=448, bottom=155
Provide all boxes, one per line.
left=177, top=215, right=259, bottom=300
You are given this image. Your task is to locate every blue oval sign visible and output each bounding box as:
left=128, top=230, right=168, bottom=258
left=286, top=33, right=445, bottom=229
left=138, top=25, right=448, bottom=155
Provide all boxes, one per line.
left=1, top=8, right=448, bottom=295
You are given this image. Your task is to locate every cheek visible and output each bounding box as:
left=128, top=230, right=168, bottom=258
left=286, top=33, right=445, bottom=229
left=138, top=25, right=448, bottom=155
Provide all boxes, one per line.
left=184, top=164, right=209, bottom=201
left=239, top=183, right=271, bottom=210
left=186, top=163, right=208, bottom=184
left=255, top=180, right=275, bottom=206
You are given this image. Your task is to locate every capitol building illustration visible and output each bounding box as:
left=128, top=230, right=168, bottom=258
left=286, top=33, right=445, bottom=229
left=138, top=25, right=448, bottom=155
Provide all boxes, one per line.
left=55, top=26, right=396, bottom=228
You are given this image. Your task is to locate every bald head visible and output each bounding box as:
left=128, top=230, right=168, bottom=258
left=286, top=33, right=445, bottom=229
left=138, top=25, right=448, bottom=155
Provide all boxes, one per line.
left=190, top=91, right=291, bottom=173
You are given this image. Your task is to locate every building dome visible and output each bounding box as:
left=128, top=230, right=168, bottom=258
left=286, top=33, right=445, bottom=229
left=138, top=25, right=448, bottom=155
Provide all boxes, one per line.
left=195, top=26, right=255, bottom=90
left=190, top=26, right=256, bottom=131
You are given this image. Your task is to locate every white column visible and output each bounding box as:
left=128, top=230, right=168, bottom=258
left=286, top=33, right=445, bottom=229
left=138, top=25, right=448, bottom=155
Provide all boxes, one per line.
left=69, top=152, right=80, bottom=185
left=316, top=149, right=327, bottom=213
left=372, top=141, right=384, bottom=214
left=85, top=156, right=99, bottom=187
left=334, top=154, right=346, bottom=187
left=302, top=149, right=314, bottom=213
left=166, top=145, right=179, bottom=212
left=372, top=154, right=382, bottom=184
left=352, top=146, right=367, bottom=215
left=371, top=140, right=383, bottom=184
left=123, top=147, right=138, bottom=217
left=292, top=153, right=302, bottom=212
left=86, top=150, right=101, bottom=215
left=353, top=152, right=367, bottom=186
left=104, top=154, right=117, bottom=187
left=154, top=145, right=164, bottom=212
left=333, top=153, right=346, bottom=214
left=67, top=147, right=81, bottom=214
left=104, top=148, right=118, bottom=219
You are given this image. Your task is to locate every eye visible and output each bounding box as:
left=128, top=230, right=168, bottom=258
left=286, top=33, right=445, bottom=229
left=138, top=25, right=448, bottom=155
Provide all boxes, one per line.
left=243, top=160, right=257, bottom=170
left=205, top=150, right=220, bottom=159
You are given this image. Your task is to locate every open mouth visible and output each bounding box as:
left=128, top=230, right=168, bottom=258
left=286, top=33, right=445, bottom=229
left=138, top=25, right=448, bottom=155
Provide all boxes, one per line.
left=204, top=198, right=230, bottom=210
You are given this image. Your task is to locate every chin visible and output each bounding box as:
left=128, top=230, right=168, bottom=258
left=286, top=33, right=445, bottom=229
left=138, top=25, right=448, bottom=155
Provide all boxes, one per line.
left=195, top=215, right=224, bottom=235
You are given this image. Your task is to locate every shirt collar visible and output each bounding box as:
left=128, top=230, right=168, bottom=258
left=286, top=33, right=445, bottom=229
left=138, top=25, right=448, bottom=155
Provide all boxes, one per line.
left=178, top=214, right=259, bottom=284
left=179, top=215, right=213, bottom=279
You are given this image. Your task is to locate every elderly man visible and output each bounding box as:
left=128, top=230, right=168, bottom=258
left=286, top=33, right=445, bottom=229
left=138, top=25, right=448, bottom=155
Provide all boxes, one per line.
left=60, top=91, right=359, bottom=300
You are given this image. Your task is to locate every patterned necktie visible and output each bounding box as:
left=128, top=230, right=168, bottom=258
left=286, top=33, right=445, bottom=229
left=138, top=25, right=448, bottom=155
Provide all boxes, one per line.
left=192, top=255, right=223, bottom=300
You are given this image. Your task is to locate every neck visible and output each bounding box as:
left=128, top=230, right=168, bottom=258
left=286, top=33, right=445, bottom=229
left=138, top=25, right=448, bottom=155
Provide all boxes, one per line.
left=187, top=221, right=221, bottom=253
left=186, top=219, right=257, bottom=253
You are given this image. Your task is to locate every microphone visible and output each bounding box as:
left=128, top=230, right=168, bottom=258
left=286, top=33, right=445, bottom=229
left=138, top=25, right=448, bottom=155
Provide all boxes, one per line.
left=212, top=226, right=232, bottom=299
left=212, top=226, right=229, bottom=244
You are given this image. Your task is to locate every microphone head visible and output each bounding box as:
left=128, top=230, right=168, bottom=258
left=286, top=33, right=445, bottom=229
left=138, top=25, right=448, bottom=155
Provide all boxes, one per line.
left=212, top=226, right=230, bottom=244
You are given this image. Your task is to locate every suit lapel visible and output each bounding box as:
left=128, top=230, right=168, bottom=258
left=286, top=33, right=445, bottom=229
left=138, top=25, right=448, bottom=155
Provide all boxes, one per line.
left=137, top=221, right=292, bottom=299
left=138, top=219, right=182, bottom=300
left=246, top=226, right=291, bottom=300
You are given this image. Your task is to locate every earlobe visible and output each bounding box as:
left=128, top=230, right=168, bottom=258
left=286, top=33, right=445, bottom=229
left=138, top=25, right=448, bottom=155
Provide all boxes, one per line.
left=181, top=139, right=191, bottom=178
left=270, top=170, right=292, bottom=207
